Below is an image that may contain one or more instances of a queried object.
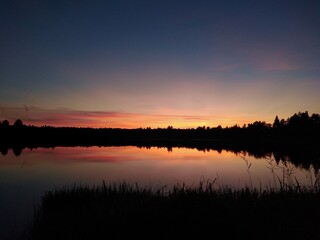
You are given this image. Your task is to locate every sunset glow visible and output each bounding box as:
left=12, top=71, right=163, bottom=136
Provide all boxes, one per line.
left=0, top=1, right=319, bottom=127
left=0, top=106, right=260, bottom=128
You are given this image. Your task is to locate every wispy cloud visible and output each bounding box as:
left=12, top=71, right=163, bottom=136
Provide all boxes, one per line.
left=248, top=48, right=300, bottom=73
left=0, top=106, right=251, bottom=128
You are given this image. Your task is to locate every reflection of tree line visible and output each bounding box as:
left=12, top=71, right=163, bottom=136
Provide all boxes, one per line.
left=2, top=142, right=319, bottom=171
left=1, top=111, right=319, bottom=170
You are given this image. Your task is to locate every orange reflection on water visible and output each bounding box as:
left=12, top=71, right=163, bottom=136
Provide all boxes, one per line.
left=0, top=146, right=312, bottom=188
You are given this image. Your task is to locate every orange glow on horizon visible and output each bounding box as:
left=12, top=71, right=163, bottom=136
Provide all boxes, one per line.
left=16, top=115, right=255, bottom=129
left=0, top=106, right=262, bottom=129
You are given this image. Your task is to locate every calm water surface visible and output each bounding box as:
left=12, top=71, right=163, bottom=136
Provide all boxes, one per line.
left=0, top=146, right=315, bottom=239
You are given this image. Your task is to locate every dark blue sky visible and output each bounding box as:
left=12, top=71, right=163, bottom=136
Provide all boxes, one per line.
left=1, top=0, right=320, bottom=127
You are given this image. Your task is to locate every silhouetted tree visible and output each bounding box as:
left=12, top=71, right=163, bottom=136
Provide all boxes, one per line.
left=2, top=120, right=9, bottom=127
left=273, top=116, right=280, bottom=128
left=311, top=114, right=320, bottom=123
left=248, top=121, right=270, bottom=130
left=14, top=119, right=23, bottom=128
left=12, top=146, right=22, bottom=156
left=0, top=146, right=8, bottom=156
left=287, top=111, right=310, bottom=128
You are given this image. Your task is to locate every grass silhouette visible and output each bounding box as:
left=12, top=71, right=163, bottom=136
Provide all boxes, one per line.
left=29, top=180, right=320, bottom=240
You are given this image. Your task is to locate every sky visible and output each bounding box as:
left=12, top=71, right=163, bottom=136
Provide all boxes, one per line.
left=1, top=0, right=319, bottom=128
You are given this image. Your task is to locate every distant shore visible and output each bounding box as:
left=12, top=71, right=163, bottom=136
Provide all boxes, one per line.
left=1, top=111, right=320, bottom=170
left=1, top=111, right=320, bottom=146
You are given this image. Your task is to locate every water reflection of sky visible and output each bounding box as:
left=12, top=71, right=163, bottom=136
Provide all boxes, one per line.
left=0, top=146, right=315, bottom=239
left=0, top=146, right=314, bottom=187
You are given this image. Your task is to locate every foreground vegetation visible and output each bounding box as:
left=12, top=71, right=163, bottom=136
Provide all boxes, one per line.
left=29, top=181, right=320, bottom=240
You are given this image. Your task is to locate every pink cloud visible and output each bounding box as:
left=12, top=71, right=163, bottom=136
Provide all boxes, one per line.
left=248, top=48, right=299, bottom=72
left=0, top=106, right=252, bottom=128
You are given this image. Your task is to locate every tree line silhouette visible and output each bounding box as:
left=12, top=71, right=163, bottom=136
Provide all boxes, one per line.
left=1, top=111, right=320, bottom=170
left=1, top=111, right=319, bottom=143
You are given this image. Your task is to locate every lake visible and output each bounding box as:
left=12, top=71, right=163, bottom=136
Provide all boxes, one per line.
left=0, top=146, right=317, bottom=239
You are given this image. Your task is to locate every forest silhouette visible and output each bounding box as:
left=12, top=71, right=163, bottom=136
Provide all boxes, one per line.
left=2, top=112, right=320, bottom=240
left=1, top=111, right=320, bottom=170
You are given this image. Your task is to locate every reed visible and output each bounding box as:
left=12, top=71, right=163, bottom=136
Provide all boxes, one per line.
left=28, top=180, right=320, bottom=240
